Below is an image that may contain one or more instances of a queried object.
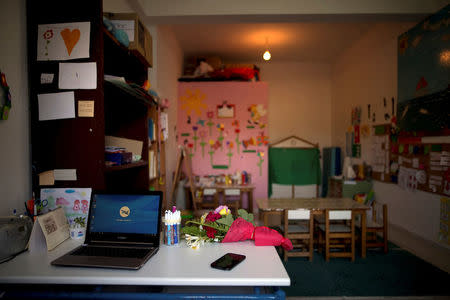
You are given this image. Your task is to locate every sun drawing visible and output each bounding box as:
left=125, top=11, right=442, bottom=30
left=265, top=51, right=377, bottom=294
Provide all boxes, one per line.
left=179, top=89, right=208, bottom=116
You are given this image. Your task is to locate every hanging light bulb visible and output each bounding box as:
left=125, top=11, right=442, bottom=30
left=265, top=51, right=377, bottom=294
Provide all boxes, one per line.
left=263, top=50, right=271, bottom=61
left=263, top=37, right=271, bottom=61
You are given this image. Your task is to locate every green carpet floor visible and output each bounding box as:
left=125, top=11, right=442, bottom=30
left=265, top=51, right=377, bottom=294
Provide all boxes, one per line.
left=281, top=244, right=449, bottom=297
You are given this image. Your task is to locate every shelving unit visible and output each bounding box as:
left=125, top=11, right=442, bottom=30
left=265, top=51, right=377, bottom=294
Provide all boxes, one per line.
left=27, top=0, right=165, bottom=196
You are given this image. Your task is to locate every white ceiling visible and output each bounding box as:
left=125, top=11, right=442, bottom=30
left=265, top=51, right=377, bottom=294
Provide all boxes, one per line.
left=109, top=0, right=448, bottom=64
left=167, top=22, right=374, bottom=63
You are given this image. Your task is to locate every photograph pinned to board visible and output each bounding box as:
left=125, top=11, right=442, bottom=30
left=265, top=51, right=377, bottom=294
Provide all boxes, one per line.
left=40, top=188, right=92, bottom=227
left=37, top=22, right=90, bottom=61
left=37, top=91, right=75, bottom=121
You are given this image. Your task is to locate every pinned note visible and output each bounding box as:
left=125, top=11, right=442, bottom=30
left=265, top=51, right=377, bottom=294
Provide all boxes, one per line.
left=39, top=170, right=55, bottom=186
left=78, top=100, right=94, bottom=117
left=40, top=73, right=54, bottom=84
left=54, top=169, right=77, bottom=181
left=38, top=91, right=75, bottom=121
left=59, top=62, right=97, bottom=89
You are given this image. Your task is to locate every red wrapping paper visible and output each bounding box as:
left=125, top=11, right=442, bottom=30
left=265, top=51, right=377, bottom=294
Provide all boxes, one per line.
left=222, top=217, right=293, bottom=250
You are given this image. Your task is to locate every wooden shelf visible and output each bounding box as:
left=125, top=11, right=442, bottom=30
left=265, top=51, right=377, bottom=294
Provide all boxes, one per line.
left=105, top=160, right=148, bottom=172
left=103, top=27, right=150, bottom=69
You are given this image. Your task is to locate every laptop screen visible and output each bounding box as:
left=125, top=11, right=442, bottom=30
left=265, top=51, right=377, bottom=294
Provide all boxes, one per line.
left=86, top=192, right=162, bottom=245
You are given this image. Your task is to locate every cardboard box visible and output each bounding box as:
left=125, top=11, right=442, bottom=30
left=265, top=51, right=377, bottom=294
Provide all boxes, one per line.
left=104, top=12, right=153, bottom=66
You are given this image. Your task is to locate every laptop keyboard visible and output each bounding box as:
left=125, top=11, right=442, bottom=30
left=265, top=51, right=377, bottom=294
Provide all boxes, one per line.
left=72, top=246, right=152, bottom=259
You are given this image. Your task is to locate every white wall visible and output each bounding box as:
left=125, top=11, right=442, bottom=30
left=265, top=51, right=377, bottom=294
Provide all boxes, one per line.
left=151, top=26, right=183, bottom=204
left=331, top=22, right=448, bottom=249
left=260, top=62, right=332, bottom=148
left=0, top=0, right=31, bottom=215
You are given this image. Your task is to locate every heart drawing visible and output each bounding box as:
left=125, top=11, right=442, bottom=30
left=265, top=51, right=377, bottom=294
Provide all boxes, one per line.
left=60, top=28, right=80, bottom=56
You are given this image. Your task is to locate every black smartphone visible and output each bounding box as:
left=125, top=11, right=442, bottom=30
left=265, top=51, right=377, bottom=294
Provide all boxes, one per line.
left=210, top=253, right=246, bottom=271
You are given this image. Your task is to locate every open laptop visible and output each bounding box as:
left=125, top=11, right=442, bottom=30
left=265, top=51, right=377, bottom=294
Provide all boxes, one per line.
left=51, top=191, right=162, bottom=270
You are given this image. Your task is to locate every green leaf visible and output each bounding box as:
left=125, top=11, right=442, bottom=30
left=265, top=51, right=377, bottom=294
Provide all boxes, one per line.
left=181, top=225, right=206, bottom=237
left=216, top=214, right=234, bottom=227
left=238, top=209, right=255, bottom=225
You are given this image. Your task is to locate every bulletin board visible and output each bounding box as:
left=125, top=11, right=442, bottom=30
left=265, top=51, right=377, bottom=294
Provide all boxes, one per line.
left=177, top=82, right=269, bottom=201
left=371, top=124, right=399, bottom=183
left=397, top=143, right=450, bottom=196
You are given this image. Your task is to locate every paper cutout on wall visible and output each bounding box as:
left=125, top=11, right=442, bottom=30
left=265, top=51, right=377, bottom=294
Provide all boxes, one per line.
left=226, top=141, right=234, bottom=166
left=248, top=104, right=267, bottom=126
left=208, top=139, right=216, bottom=166
left=37, top=22, right=90, bottom=61
left=243, top=137, right=257, bottom=149
left=257, top=132, right=269, bottom=146
left=199, top=131, right=207, bottom=157
left=217, top=123, right=225, bottom=150
left=217, top=101, right=235, bottom=118
left=192, top=126, right=199, bottom=152
left=206, top=111, right=214, bottom=135
left=197, top=119, right=205, bottom=126
left=257, top=151, right=265, bottom=176
left=180, top=89, right=208, bottom=116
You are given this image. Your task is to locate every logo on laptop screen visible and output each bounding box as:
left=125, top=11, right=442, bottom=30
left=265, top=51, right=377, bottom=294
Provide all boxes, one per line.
left=120, top=206, right=130, bottom=217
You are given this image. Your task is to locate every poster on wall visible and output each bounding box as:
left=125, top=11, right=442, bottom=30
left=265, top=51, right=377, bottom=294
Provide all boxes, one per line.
left=177, top=82, right=269, bottom=203
left=397, top=5, right=450, bottom=134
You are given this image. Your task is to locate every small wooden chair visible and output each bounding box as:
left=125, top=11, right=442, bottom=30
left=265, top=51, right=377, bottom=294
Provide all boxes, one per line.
left=282, top=209, right=314, bottom=261
left=223, top=189, right=241, bottom=214
left=317, top=209, right=355, bottom=262
left=192, top=188, right=219, bottom=217
left=357, top=201, right=388, bottom=253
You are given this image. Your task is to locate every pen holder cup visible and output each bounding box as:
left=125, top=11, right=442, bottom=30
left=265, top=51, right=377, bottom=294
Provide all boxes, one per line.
left=69, top=224, right=86, bottom=240
left=163, top=221, right=180, bottom=246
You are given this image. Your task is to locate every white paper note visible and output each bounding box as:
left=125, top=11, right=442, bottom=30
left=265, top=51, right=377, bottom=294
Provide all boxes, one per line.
left=38, top=92, right=75, bottom=121
left=40, top=73, right=54, bottom=84
left=54, top=169, right=77, bottom=181
left=59, top=62, right=97, bottom=89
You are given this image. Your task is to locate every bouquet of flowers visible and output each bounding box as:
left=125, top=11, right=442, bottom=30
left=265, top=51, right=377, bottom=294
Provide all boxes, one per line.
left=181, top=205, right=293, bottom=250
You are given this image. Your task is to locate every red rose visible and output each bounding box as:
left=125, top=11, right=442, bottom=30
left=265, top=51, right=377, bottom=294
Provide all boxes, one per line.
left=205, top=212, right=221, bottom=222
left=205, top=212, right=221, bottom=238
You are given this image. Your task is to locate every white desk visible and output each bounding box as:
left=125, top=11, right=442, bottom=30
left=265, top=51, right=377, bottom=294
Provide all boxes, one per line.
left=0, top=239, right=290, bottom=287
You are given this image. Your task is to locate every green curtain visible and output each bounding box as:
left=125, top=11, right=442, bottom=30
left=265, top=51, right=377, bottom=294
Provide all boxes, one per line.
left=268, top=147, right=321, bottom=197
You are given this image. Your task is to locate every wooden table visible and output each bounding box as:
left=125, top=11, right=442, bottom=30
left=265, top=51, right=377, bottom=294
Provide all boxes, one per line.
left=257, top=197, right=371, bottom=258
left=185, top=184, right=255, bottom=213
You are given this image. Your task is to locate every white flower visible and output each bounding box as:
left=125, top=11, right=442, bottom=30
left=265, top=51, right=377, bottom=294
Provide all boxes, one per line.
left=185, top=234, right=205, bottom=250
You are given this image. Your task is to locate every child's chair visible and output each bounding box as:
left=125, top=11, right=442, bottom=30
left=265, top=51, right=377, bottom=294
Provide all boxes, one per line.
left=317, top=209, right=355, bottom=262
left=282, top=209, right=314, bottom=261
left=223, top=189, right=241, bottom=214
left=357, top=201, right=388, bottom=253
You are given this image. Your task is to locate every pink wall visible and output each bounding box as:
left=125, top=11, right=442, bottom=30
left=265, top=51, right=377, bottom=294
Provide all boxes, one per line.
left=177, top=82, right=269, bottom=209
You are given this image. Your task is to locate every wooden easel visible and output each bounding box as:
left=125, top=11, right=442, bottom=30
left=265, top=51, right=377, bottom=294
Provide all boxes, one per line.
left=168, top=146, right=197, bottom=211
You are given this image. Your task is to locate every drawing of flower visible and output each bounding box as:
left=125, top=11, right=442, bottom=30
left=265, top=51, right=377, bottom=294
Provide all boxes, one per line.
left=257, top=151, right=264, bottom=176
left=43, top=29, right=54, bottom=56
left=206, top=111, right=214, bottom=136
left=208, top=139, right=216, bottom=166
left=226, top=141, right=234, bottom=167
left=187, top=143, right=194, bottom=159
left=217, top=123, right=225, bottom=150
left=192, top=126, right=199, bottom=152
left=43, top=29, right=53, bottom=40
left=234, top=128, right=241, bottom=154
left=199, top=130, right=207, bottom=158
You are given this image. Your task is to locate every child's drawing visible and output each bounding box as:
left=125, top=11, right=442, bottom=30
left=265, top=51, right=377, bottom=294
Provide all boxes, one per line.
left=37, top=22, right=90, bottom=61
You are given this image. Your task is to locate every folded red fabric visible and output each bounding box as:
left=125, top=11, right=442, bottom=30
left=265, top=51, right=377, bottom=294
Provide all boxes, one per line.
left=222, top=217, right=293, bottom=251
